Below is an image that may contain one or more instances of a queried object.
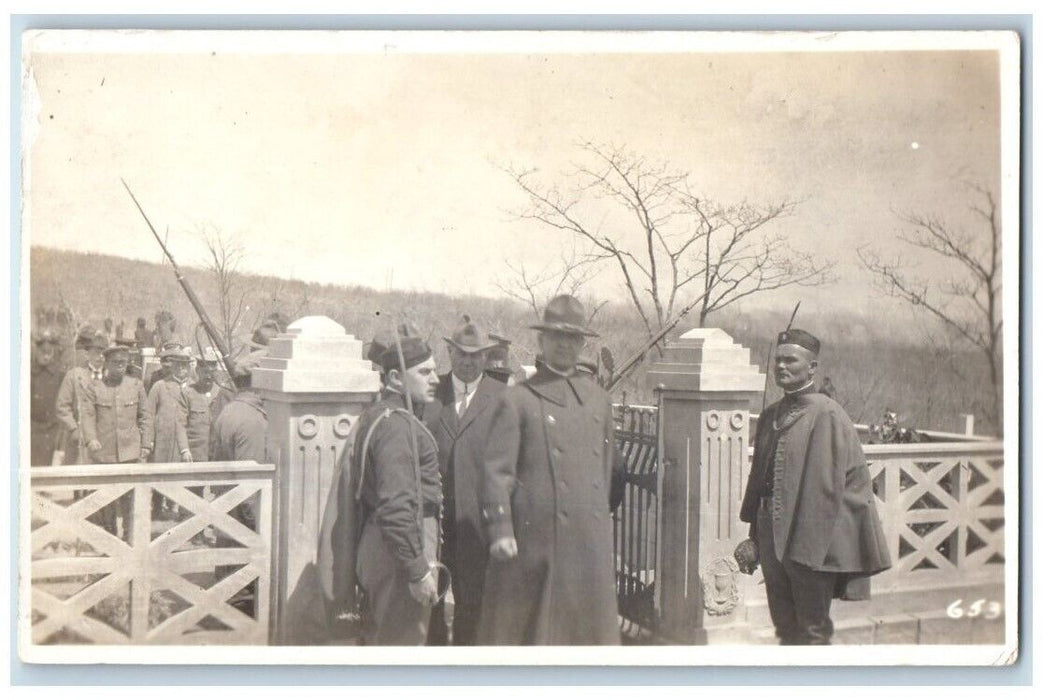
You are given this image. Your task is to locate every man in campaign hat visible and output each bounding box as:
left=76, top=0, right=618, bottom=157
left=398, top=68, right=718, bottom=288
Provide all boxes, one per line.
left=735, top=328, right=891, bottom=645
left=54, top=328, right=108, bottom=464
left=423, top=315, right=505, bottom=645
left=478, top=295, right=621, bottom=644
left=348, top=332, right=443, bottom=644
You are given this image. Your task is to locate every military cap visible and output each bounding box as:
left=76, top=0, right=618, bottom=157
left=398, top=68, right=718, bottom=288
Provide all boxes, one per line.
left=75, top=325, right=99, bottom=349
left=102, top=345, right=130, bottom=360
left=113, top=336, right=138, bottom=349
left=377, top=336, right=433, bottom=373
left=777, top=328, right=821, bottom=356
left=445, top=315, right=497, bottom=354
left=85, top=332, right=109, bottom=351
left=159, top=345, right=192, bottom=361
left=531, top=295, right=599, bottom=337
left=197, top=346, right=221, bottom=364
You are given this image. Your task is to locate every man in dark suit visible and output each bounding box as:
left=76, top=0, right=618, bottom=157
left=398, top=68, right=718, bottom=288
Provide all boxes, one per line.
left=424, top=315, right=505, bottom=645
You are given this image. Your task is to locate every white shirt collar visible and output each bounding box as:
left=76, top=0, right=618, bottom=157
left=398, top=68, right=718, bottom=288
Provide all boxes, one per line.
left=452, top=373, right=480, bottom=397
left=784, top=380, right=816, bottom=396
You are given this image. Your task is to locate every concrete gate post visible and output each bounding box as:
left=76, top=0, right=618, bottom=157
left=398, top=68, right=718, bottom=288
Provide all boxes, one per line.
left=646, top=328, right=764, bottom=643
left=252, top=316, right=380, bottom=644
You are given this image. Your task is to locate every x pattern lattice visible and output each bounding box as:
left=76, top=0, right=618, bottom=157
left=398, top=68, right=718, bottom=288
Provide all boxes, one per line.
left=867, top=455, right=1004, bottom=583
left=31, top=478, right=271, bottom=645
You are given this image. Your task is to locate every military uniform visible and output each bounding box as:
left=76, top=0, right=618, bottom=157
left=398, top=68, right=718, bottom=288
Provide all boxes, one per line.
left=478, top=365, right=620, bottom=645
left=80, top=375, right=152, bottom=464
left=54, top=363, right=103, bottom=464
left=30, top=362, right=64, bottom=465
left=355, top=391, right=442, bottom=645
left=147, top=378, right=190, bottom=463
left=180, top=381, right=221, bottom=461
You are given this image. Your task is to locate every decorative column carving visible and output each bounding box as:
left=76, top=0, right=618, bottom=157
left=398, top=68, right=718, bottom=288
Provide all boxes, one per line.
left=253, top=315, right=380, bottom=644
left=645, top=328, right=763, bottom=643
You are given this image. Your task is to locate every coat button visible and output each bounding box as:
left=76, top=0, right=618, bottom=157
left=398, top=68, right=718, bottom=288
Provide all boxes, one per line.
left=547, top=415, right=556, bottom=425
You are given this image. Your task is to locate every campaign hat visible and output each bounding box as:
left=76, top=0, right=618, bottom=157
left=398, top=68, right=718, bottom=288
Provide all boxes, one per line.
left=444, top=315, right=497, bottom=354
left=530, top=295, right=598, bottom=337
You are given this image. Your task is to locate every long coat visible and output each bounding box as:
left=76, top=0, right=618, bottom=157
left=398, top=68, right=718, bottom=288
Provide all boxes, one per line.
left=424, top=373, right=505, bottom=642
left=54, top=365, right=100, bottom=464
left=147, top=378, right=189, bottom=463
left=739, top=391, right=891, bottom=598
left=478, top=367, right=619, bottom=645
left=30, top=362, right=64, bottom=465
left=80, top=376, right=152, bottom=464
left=179, top=382, right=222, bottom=461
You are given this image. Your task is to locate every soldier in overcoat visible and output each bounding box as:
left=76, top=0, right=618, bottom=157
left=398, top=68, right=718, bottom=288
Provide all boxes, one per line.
left=30, top=328, right=64, bottom=465
left=54, top=329, right=107, bottom=464
left=478, top=295, right=620, bottom=645
left=735, top=329, right=891, bottom=645
left=179, top=348, right=225, bottom=462
left=423, top=316, right=505, bottom=645
left=147, top=346, right=192, bottom=463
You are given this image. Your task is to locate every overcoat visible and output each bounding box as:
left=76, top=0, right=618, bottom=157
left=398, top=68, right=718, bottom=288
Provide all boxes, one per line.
left=478, top=366, right=619, bottom=645
left=147, top=378, right=189, bottom=463
left=739, top=391, right=891, bottom=597
left=30, top=362, right=63, bottom=465
left=54, top=365, right=99, bottom=464
left=80, top=376, right=152, bottom=464
left=423, top=373, right=505, bottom=642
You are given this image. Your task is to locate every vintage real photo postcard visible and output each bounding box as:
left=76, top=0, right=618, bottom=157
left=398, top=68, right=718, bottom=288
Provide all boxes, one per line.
left=17, top=29, right=1020, bottom=666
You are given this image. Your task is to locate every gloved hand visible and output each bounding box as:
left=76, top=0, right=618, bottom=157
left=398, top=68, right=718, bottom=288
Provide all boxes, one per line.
left=86, top=439, right=102, bottom=454
left=734, top=538, right=759, bottom=575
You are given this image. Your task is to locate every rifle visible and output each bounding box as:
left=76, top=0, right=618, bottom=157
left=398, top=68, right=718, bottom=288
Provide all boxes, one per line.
left=604, top=296, right=705, bottom=392
left=121, top=179, right=238, bottom=381
left=760, top=302, right=801, bottom=411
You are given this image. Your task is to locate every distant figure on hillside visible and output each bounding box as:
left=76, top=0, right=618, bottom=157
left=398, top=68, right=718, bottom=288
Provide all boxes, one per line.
left=152, top=310, right=178, bottom=349
left=134, top=317, right=151, bottom=348
left=736, top=329, right=891, bottom=645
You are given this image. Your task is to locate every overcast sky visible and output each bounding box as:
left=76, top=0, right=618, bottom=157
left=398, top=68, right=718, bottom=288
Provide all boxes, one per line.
left=24, top=31, right=1010, bottom=317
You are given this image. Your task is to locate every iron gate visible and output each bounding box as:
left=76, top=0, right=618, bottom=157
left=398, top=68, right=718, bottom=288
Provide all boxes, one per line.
left=612, top=403, right=661, bottom=638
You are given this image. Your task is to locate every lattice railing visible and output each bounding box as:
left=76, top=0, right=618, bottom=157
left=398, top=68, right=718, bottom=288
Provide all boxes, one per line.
left=29, top=461, right=274, bottom=645
left=863, top=442, right=1005, bottom=591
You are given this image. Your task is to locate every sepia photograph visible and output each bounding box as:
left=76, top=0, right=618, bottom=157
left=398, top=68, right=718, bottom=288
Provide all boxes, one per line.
left=16, top=28, right=1020, bottom=666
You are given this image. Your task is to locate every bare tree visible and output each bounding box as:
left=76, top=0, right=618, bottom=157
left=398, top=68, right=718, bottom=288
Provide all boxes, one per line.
left=505, top=142, right=833, bottom=339
left=495, top=242, right=607, bottom=324
left=199, top=225, right=249, bottom=356
left=858, top=183, right=1002, bottom=429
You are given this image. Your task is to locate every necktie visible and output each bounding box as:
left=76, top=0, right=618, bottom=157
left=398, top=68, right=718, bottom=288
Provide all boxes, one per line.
left=457, top=382, right=471, bottom=416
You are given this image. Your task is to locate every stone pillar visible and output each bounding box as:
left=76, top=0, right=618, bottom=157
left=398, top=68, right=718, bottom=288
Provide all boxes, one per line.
left=645, top=328, right=764, bottom=644
left=252, top=316, right=380, bottom=644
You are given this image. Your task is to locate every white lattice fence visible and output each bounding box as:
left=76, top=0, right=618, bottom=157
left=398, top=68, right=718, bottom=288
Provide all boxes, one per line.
left=30, top=461, right=274, bottom=645
left=864, top=443, right=1005, bottom=591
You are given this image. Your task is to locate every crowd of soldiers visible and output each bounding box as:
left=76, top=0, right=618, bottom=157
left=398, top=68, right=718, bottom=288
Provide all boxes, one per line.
left=29, top=294, right=893, bottom=648
left=29, top=312, right=287, bottom=475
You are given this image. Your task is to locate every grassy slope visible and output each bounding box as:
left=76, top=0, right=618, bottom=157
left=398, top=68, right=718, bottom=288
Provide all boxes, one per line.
left=28, top=246, right=997, bottom=434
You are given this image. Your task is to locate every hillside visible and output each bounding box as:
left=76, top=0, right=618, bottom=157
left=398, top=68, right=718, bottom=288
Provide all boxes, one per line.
left=27, top=246, right=998, bottom=435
